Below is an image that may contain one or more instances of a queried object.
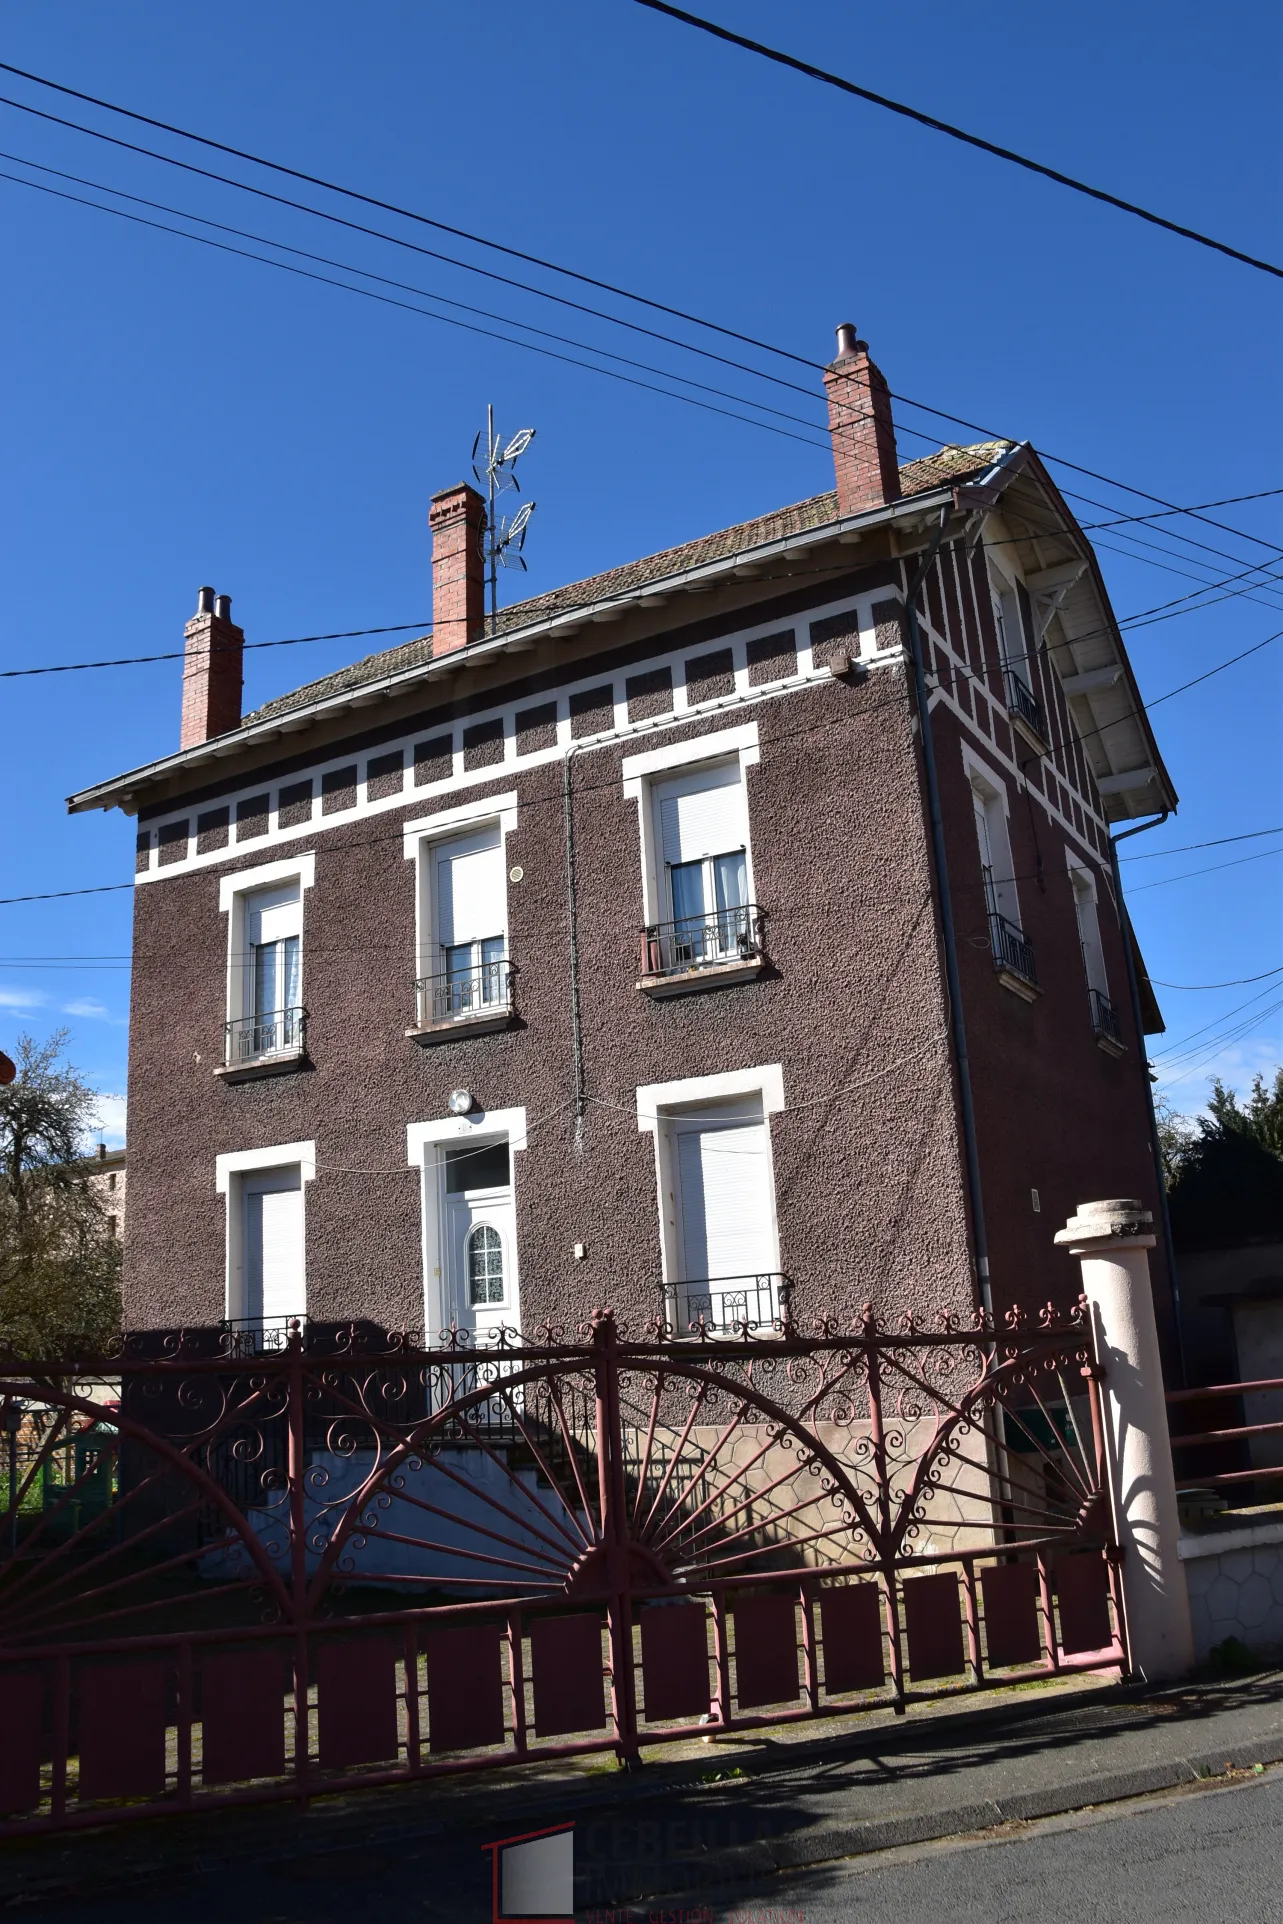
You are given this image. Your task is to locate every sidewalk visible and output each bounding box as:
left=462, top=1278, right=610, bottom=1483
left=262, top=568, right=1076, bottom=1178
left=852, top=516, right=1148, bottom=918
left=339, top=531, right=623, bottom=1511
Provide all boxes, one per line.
left=3, top=1668, right=1283, bottom=1918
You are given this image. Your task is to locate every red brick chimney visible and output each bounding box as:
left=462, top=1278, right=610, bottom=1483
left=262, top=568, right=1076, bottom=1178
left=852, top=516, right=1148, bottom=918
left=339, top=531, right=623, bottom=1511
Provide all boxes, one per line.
left=823, top=324, right=901, bottom=517
left=429, top=483, right=486, bottom=655
left=180, top=587, right=244, bottom=748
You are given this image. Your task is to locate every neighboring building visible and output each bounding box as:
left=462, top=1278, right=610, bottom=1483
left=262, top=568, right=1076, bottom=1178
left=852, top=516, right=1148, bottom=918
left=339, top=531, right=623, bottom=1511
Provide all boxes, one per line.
left=87, top=1144, right=127, bottom=1244
left=68, top=328, right=1175, bottom=1357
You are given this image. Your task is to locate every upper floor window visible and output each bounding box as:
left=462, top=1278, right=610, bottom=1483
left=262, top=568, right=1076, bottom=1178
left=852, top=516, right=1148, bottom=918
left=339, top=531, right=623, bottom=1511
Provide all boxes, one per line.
left=1069, top=861, right=1123, bottom=1051
left=990, top=565, right=1046, bottom=743
left=245, top=883, right=302, bottom=1052
left=218, top=859, right=313, bottom=1077
left=970, top=767, right=1037, bottom=995
left=645, top=762, right=760, bottom=980
left=414, top=822, right=513, bottom=1031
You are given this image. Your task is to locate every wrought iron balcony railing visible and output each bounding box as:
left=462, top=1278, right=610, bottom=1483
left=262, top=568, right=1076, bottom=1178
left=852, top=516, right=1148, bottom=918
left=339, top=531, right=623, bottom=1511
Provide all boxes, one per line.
left=219, top=1315, right=307, bottom=1357
left=415, top=959, right=515, bottom=1028
left=224, top=1005, right=307, bottom=1067
left=641, top=904, right=764, bottom=979
left=1004, top=670, right=1046, bottom=740
left=661, top=1272, right=793, bottom=1337
left=1089, top=988, right=1123, bottom=1047
left=989, top=912, right=1037, bottom=986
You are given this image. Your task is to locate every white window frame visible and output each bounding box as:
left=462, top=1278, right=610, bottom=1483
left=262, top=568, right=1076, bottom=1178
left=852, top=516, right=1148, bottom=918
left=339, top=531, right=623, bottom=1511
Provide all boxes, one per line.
left=988, top=562, right=1031, bottom=693
left=621, top=724, right=760, bottom=929
left=406, top=1106, right=527, bottom=1339
left=403, top=793, right=518, bottom=988
left=1067, top=855, right=1110, bottom=1002
left=219, top=854, right=315, bottom=1044
left=962, top=748, right=1020, bottom=932
left=215, top=1140, right=316, bottom=1325
left=636, top=1067, right=784, bottom=1303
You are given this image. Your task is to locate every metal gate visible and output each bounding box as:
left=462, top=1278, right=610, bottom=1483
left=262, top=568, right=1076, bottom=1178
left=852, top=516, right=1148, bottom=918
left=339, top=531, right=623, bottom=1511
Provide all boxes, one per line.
left=0, top=1301, right=1125, bottom=1832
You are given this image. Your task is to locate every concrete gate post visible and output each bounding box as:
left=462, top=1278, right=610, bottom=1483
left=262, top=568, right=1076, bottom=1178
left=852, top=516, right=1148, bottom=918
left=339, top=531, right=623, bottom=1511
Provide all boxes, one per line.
left=1055, top=1198, right=1194, bottom=1682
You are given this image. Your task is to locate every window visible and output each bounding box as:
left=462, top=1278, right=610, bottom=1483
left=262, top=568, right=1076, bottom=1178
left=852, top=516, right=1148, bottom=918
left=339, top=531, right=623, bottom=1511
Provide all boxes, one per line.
left=1070, top=863, right=1121, bottom=1046
left=466, top=1223, right=505, bottom=1306
left=241, top=883, right=303, bottom=1059
left=650, top=762, right=754, bottom=971
left=220, top=856, right=314, bottom=1075
left=970, top=767, right=1037, bottom=988
left=420, top=824, right=510, bottom=1024
left=990, top=568, right=1030, bottom=693
left=990, top=566, right=1045, bottom=739
left=240, top=1167, right=306, bottom=1334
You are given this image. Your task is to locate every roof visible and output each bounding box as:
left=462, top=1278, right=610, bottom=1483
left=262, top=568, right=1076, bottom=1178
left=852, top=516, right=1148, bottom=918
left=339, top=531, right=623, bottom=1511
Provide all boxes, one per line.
left=243, top=443, right=1009, bottom=728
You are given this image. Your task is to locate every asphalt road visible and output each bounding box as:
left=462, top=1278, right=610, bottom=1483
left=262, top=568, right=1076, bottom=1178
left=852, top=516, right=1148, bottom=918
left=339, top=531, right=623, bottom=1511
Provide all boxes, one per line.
left=729, top=1772, right=1283, bottom=1924
left=12, top=1772, right=1280, bottom=1924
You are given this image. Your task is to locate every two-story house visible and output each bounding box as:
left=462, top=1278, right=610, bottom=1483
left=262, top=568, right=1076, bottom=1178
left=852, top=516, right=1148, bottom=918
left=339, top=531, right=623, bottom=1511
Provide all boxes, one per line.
left=68, top=327, right=1176, bottom=1359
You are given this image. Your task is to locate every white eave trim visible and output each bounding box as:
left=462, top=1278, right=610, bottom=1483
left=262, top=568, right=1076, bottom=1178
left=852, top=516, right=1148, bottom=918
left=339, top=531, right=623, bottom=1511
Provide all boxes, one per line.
left=67, top=479, right=973, bottom=815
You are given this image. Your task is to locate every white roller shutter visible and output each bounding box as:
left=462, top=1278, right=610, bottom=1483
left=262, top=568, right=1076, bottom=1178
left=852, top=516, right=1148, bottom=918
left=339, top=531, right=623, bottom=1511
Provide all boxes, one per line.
left=675, top=1108, right=773, bottom=1281
left=246, top=882, right=301, bottom=946
left=244, top=1170, right=305, bottom=1325
left=435, top=828, right=504, bottom=946
left=657, top=763, right=746, bottom=866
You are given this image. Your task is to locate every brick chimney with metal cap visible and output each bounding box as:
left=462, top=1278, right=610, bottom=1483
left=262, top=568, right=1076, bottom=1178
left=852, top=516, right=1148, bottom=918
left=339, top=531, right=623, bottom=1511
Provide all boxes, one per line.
left=429, top=483, right=486, bottom=655
left=823, top=324, right=901, bottom=517
left=180, top=587, right=244, bottom=748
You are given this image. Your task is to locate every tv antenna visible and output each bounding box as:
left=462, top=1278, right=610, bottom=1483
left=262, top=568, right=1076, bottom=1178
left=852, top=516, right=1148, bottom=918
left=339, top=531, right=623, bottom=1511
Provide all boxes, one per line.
left=473, top=406, right=536, bottom=634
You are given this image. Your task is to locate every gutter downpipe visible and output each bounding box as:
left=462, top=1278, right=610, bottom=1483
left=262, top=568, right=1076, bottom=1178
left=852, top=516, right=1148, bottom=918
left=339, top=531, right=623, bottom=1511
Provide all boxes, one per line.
left=1109, top=810, right=1186, bottom=1386
left=903, top=505, right=993, bottom=1319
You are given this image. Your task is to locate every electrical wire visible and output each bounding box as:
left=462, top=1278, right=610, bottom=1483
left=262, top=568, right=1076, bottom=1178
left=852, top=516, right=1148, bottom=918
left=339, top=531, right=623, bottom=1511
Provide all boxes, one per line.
left=0, top=618, right=433, bottom=678
left=0, top=68, right=1279, bottom=564
left=633, top=2, right=1283, bottom=280
left=0, top=166, right=835, bottom=455
left=1120, top=828, right=1283, bottom=863
left=1128, top=846, right=1283, bottom=893
left=1149, top=966, right=1283, bottom=990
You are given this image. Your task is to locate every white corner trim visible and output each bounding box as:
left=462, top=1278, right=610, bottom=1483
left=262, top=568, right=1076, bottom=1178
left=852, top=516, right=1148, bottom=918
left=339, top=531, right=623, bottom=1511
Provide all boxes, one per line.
left=401, top=791, right=519, bottom=860
left=621, top=720, right=760, bottom=786
left=215, top=1140, right=317, bottom=1192
left=218, top=852, right=315, bottom=913
left=961, top=741, right=1010, bottom=813
left=406, top=1105, right=530, bottom=1163
left=636, top=1064, right=785, bottom=1134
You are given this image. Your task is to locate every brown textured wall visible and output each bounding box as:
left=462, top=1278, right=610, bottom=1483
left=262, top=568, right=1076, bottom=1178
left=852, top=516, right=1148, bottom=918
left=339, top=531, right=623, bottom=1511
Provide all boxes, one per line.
left=924, top=565, right=1175, bottom=1357
left=122, top=667, right=974, bottom=1341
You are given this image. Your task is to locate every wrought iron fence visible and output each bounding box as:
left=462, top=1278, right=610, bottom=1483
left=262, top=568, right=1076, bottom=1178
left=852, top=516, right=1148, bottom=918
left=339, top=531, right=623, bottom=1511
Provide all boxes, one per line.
left=989, top=911, right=1038, bottom=985
left=641, top=905, right=764, bottom=978
left=1004, top=670, right=1046, bottom=740
left=224, top=1005, right=306, bottom=1066
left=662, top=1273, right=792, bottom=1335
left=0, top=1306, right=1124, bottom=1833
left=414, top=959, right=514, bottom=1027
left=1089, top=988, right=1123, bottom=1047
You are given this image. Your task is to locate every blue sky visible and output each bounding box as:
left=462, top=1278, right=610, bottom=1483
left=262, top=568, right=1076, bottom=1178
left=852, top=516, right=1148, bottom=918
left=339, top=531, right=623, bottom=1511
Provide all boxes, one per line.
left=0, top=0, right=1279, bottom=1144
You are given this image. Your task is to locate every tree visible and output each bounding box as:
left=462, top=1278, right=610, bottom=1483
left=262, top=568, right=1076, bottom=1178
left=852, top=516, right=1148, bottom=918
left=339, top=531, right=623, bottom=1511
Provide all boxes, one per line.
left=0, top=1032, right=122, bottom=1356
left=1206, top=1069, right=1283, bottom=1161
left=1164, top=1067, right=1283, bottom=1250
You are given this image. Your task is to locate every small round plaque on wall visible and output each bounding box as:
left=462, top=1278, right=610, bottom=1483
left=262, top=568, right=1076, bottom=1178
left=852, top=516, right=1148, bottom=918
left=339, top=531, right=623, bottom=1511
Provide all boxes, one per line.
left=509, top=865, right=524, bottom=883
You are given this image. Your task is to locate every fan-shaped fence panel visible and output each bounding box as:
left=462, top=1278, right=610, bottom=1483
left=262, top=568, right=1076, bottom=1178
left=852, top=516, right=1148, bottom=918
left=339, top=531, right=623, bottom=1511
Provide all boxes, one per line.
left=0, top=1306, right=1125, bottom=1832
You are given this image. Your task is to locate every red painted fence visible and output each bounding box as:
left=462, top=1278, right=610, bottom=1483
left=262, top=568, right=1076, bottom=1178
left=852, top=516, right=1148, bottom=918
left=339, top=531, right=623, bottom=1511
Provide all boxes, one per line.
left=0, top=1303, right=1125, bottom=1832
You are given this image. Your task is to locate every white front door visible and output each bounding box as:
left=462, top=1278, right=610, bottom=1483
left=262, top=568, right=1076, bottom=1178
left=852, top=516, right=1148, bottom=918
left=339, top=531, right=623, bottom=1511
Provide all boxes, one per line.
left=442, top=1140, right=518, bottom=1341
left=241, top=1166, right=306, bottom=1333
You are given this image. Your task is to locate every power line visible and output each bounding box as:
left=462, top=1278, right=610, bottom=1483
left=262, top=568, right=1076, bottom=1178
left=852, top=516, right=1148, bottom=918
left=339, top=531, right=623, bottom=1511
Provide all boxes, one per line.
left=0, top=617, right=432, bottom=678
left=0, top=148, right=852, bottom=450
left=1150, top=966, right=1283, bottom=990
left=1080, top=490, right=1283, bottom=532
left=633, top=1, right=1283, bottom=280
left=0, top=166, right=836, bottom=454
left=1129, top=846, right=1283, bottom=893
left=1120, top=827, right=1283, bottom=863
left=0, top=66, right=1279, bottom=565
